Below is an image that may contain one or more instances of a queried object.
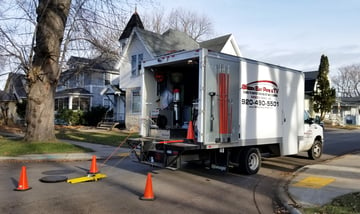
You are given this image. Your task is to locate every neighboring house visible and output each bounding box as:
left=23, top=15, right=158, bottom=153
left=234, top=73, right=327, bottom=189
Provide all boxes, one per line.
left=199, top=34, right=242, bottom=57
left=2, top=73, right=27, bottom=124
left=304, top=70, right=318, bottom=115
left=331, top=97, right=360, bottom=125
left=118, top=11, right=242, bottom=130
left=56, top=55, right=124, bottom=123
left=0, top=90, right=17, bottom=125
left=2, top=56, right=123, bottom=126
left=4, top=73, right=27, bottom=101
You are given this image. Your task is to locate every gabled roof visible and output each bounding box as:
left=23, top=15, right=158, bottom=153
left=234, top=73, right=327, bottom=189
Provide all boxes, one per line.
left=132, top=27, right=199, bottom=57
left=67, top=56, right=91, bottom=66
left=92, top=55, right=120, bottom=71
left=304, top=71, right=318, bottom=80
left=120, top=12, right=242, bottom=60
left=0, top=90, right=16, bottom=102
left=200, top=34, right=232, bottom=52
left=119, top=11, right=144, bottom=41
left=337, top=97, right=360, bottom=106
left=4, top=73, right=27, bottom=100
left=304, top=71, right=319, bottom=94
left=66, top=55, right=119, bottom=73
left=200, top=34, right=242, bottom=57
left=100, top=85, right=124, bottom=96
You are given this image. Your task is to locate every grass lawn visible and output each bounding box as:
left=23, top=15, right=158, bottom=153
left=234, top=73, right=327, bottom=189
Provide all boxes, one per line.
left=0, top=138, right=92, bottom=156
left=302, top=192, right=360, bottom=214
left=55, top=128, right=139, bottom=147
left=0, top=127, right=139, bottom=156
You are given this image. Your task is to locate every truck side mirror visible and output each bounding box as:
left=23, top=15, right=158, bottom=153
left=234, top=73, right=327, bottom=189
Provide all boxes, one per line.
left=305, top=118, right=314, bottom=124
left=314, top=116, right=321, bottom=124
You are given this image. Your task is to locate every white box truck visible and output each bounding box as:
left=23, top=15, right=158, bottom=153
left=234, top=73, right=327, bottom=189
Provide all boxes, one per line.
left=127, top=48, right=323, bottom=174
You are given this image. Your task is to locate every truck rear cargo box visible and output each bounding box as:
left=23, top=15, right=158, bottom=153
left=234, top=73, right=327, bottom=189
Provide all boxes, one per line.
left=128, top=48, right=322, bottom=174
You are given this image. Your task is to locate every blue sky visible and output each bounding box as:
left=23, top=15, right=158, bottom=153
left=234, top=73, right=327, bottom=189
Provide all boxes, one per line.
left=146, top=0, right=360, bottom=75
left=1, top=1, right=357, bottom=88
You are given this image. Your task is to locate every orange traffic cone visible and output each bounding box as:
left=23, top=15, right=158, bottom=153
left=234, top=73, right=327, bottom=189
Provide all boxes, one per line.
left=89, top=155, right=99, bottom=174
left=186, top=120, right=195, bottom=141
left=140, top=173, right=155, bottom=201
left=14, top=166, right=31, bottom=191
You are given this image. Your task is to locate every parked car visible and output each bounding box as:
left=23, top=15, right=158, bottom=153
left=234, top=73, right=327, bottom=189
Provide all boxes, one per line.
left=54, top=119, right=69, bottom=126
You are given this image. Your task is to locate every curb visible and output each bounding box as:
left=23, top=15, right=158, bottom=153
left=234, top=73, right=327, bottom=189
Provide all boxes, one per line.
left=277, top=175, right=302, bottom=214
left=277, top=151, right=360, bottom=213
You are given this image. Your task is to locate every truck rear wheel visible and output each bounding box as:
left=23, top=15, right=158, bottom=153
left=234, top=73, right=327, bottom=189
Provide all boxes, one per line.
left=239, top=148, right=261, bottom=175
left=308, top=140, right=322, bottom=160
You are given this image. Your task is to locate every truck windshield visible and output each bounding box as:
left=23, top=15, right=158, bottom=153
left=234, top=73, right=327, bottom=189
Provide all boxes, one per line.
left=304, top=111, right=311, bottom=121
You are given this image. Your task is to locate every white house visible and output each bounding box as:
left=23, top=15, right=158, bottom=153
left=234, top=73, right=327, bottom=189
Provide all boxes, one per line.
left=331, top=97, right=360, bottom=125
left=118, top=11, right=242, bottom=130
left=304, top=70, right=318, bottom=114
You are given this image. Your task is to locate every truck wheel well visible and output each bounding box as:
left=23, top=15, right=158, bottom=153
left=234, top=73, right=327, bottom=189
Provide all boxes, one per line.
left=229, top=144, right=280, bottom=162
left=315, top=135, right=322, bottom=143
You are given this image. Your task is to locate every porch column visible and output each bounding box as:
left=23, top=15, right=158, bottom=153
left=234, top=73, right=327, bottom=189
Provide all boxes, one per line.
left=68, top=96, right=73, bottom=110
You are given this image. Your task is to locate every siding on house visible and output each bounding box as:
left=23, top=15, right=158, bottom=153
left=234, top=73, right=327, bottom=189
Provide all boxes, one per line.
left=331, top=97, right=360, bottom=125
left=118, top=12, right=243, bottom=131
left=2, top=73, right=27, bottom=124
left=56, top=56, right=121, bottom=121
left=119, top=35, right=151, bottom=89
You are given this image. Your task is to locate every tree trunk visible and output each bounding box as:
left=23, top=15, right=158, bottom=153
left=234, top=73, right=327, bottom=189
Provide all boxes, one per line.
left=24, top=0, right=71, bottom=142
left=25, top=80, right=56, bottom=141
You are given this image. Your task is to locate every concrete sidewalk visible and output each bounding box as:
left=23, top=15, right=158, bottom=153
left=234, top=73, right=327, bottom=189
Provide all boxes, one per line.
left=279, top=151, right=360, bottom=213
left=0, top=140, right=131, bottom=161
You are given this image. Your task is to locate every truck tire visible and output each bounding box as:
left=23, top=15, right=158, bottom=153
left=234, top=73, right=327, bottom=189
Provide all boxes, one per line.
left=239, top=148, right=261, bottom=175
left=308, top=140, right=322, bottom=160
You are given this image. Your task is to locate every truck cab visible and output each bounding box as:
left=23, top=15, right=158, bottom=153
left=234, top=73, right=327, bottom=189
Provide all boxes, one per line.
left=301, top=111, right=324, bottom=159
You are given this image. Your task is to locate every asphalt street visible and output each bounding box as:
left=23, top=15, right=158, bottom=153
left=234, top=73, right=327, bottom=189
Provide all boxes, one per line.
left=1, top=127, right=360, bottom=214
left=0, top=158, right=270, bottom=214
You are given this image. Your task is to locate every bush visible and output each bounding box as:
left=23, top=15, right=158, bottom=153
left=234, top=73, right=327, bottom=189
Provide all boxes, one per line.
left=56, top=109, right=84, bottom=126
left=83, top=105, right=108, bottom=126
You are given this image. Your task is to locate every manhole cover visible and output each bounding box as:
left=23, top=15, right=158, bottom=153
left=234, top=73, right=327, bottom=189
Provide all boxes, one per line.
left=39, top=176, right=68, bottom=183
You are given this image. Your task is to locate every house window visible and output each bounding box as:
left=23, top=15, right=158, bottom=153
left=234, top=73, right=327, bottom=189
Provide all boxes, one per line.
left=131, top=55, right=137, bottom=76
left=72, top=97, right=90, bottom=111
left=104, top=73, right=111, bottom=85
left=131, top=88, right=141, bottom=113
left=138, top=54, right=143, bottom=72
left=131, top=54, right=143, bottom=77
left=72, top=97, right=79, bottom=110
left=75, top=73, right=84, bottom=87
left=65, top=80, right=70, bottom=89
left=55, top=97, right=69, bottom=111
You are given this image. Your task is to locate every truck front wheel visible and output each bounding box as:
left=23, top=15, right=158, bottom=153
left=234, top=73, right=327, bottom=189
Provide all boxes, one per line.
left=308, top=140, right=322, bottom=160
left=239, top=148, right=261, bottom=175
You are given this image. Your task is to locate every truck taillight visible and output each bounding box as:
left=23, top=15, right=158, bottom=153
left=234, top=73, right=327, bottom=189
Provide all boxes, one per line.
left=166, top=150, right=179, bottom=155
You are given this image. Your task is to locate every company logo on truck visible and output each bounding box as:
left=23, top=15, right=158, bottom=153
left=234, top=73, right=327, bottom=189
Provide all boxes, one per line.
left=241, top=80, right=279, bottom=108
left=241, top=80, right=279, bottom=95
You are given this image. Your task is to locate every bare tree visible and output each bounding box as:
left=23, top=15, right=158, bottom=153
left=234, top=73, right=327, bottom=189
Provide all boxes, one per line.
left=0, top=0, right=210, bottom=142
left=142, top=8, right=167, bottom=34
left=168, top=8, right=213, bottom=41
left=143, top=7, right=213, bottom=41
left=332, top=64, right=360, bottom=97
left=0, top=0, right=147, bottom=142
